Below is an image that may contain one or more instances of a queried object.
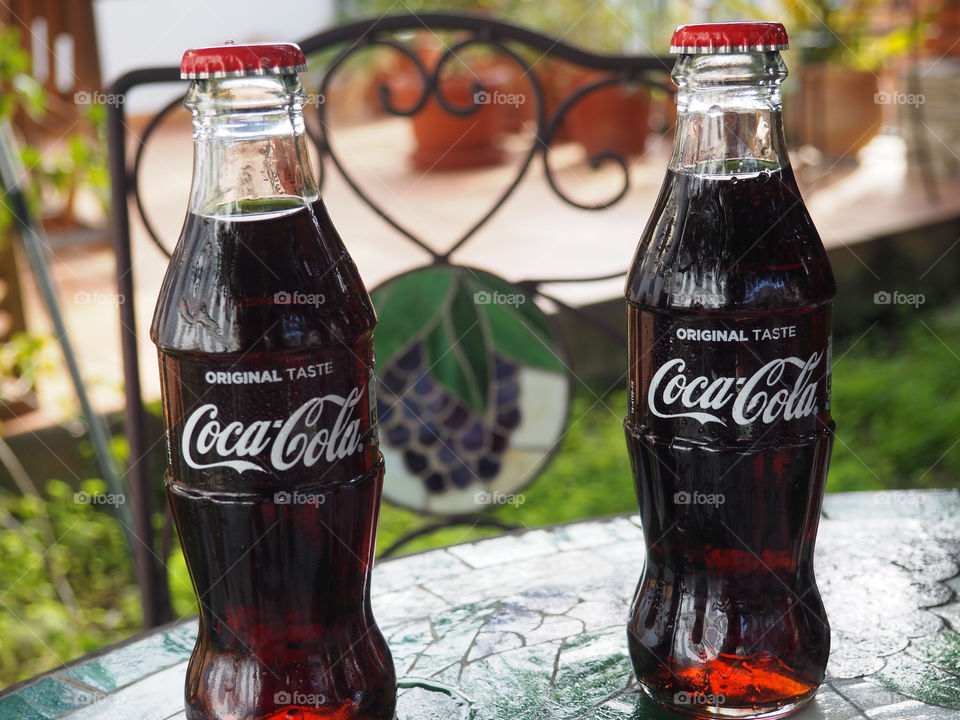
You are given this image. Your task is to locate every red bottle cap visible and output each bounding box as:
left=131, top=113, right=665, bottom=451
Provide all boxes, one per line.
left=669, top=22, right=788, bottom=54
left=180, top=42, right=308, bottom=79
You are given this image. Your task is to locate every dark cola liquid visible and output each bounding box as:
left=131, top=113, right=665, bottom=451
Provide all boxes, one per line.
left=625, top=166, right=835, bottom=717
left=152, top=199, right=396, bottom=720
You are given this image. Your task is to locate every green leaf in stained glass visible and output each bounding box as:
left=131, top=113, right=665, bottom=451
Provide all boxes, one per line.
left=482, top=301, right=564, bottom=373
left=372, top=268, right=454, bottom=367
left=371, top=265, right=568, bottom=414
left=447, top=276, right=491, bottom=413
left=425, top=315, right=484, bottom=414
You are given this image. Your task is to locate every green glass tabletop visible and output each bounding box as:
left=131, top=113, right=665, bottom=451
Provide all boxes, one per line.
left=2, top=490, right=959, bottom=720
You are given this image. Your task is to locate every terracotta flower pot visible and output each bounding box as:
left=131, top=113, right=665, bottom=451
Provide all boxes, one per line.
left=928, top=8, right=960, bottom=57
left=789, top=65, right=882, bottom=159
left=474, top=57, right=534, bottom=134
left=514, top=59, right=578, bottom=143
left=390, top=65, right=512, bottom=171
left=564, top=71, right=652, bottom=158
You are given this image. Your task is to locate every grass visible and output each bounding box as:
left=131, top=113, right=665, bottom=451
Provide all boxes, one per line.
left=8, top=302, right=960, bottom=686
left=828, top=305, right=960, bottom=492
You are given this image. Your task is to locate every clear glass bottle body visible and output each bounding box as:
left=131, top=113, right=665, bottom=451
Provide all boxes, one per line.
left=625, top=50, right=835, bottom=719
left=152, top=74, right=396, bottom=720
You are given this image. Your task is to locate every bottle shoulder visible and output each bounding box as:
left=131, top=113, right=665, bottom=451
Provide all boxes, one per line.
left=625, top=168, right=837, bottom=311
left=151, top=200, right=376, bottom=355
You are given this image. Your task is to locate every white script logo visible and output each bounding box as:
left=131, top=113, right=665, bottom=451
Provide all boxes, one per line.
left=181, top=388, right=365, bottom=473
left=648, top=353, right=823, bottom=427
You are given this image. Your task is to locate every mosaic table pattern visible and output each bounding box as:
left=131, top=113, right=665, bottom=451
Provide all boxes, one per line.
left=3, top=490, right=960, bottom=719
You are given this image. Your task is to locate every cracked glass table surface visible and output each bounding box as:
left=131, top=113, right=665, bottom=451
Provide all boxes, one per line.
left=3, top=489, right=960, bottom=720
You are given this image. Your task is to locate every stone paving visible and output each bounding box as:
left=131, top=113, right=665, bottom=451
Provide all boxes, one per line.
left=2, top=490, right=960, bottom=719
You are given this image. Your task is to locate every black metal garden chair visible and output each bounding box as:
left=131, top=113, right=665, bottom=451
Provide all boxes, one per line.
left=105, top=12, right=674, bottom=627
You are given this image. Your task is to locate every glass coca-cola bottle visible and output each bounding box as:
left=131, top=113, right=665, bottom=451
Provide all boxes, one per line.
left=625, top=23, right=835, bottom=718
left=152, top=42, right=396, bottom=720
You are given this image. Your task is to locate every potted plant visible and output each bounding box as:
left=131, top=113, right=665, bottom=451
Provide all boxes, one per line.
left=348, top=0, right=518, bottom=170
left=387, top=37, right=514, bottom=170
left=507, top=0, right=681, bottom=158
left=781, top=0, right=921, bottom=159
left=563, top=70, right=653, bottom=157
left=347, top=0, right=680, bottom=163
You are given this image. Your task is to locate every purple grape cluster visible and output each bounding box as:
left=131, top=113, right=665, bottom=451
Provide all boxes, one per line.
left=377, top=342, right=521, bottom=494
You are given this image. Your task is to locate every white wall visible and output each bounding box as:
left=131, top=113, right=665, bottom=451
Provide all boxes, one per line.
left=94, top=0, right=337, bottom=113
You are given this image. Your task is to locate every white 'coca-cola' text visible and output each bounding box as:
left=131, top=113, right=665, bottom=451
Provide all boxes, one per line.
left=180, top=388, right=365, bottom=473
left=647, top=353, right=823, bottom=427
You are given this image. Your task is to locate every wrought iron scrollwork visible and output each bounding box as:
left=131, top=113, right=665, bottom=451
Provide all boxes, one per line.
left=542, top=72, right=675, bottom=211
left=106, top=13, right=676, bottom=616
left=122, top=13, right=674, bottom=265
left=132, top=93, right=184, bottom=259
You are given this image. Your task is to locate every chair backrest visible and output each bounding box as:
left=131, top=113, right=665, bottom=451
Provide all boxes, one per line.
left=106, top=12, right=674, bottom=626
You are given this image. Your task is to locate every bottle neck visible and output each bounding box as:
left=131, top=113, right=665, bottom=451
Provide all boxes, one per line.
left=185, top=75, right=319, bottom=216
left=670, top=51, right=789, bottom=176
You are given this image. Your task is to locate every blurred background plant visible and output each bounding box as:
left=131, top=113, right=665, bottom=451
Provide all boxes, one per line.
left=781, top=0, right=923, bottom=70
left=347, top=0, right=683, bottom=52
left=0, top=23, right=123, bottom=685
left=0, top=26, right=109, bottom=232
left=776, top=0, right=930, bottom=159
left=0, top=479, right=139, bottom=683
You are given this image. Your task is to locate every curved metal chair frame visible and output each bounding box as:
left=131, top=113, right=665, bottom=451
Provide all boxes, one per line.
left=106, top=12, right=674, bottom=626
